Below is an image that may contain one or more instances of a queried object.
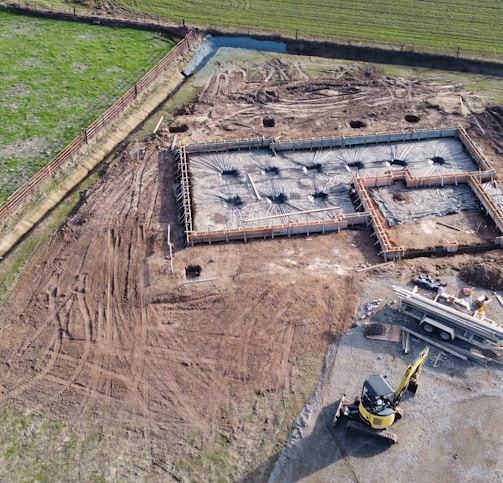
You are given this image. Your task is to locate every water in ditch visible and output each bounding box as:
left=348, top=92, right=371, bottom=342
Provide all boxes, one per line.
left=182, top=34, right=287, bottom=76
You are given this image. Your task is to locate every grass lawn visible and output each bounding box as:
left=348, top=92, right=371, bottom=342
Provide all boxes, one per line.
left=0, top=10, right=176, bottom=202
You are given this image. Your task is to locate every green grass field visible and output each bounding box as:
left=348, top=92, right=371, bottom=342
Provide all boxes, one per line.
left=0, top=10, right=176, bottom=202
left=115, top=0, right=503, bottom=59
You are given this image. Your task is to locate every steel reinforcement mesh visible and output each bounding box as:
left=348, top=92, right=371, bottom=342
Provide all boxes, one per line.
left=188, top=137, right=479, bottom=232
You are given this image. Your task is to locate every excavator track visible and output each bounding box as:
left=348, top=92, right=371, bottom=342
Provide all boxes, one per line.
left=346, top=420, right=398, bottom=445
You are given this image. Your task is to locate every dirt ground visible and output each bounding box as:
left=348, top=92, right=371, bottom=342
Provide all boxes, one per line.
left=1, top=48, right=503, bottom=482
left=269, top=324, right=503, bottom=483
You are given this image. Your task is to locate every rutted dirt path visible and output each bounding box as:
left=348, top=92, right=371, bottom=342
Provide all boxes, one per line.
left=0, top=134, right=363, bottom=479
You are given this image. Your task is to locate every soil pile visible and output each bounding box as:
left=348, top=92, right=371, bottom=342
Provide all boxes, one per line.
left=459, top=259, right=503, bottom=290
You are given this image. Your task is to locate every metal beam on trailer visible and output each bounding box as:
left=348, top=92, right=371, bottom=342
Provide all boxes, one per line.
left=394, top=286, right=503, bottom=346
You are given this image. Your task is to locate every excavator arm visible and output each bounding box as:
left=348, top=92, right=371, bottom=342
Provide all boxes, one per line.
left=393, top=347, right=429, bottom=407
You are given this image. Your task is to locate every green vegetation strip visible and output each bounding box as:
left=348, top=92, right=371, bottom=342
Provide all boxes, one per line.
left=0, top=408, right=78, bottom=482
left=114, top=0, right=503, bottom=60
left=0, top=10, right=175, bottom=201
left=0, top=406, right=140, bottom=482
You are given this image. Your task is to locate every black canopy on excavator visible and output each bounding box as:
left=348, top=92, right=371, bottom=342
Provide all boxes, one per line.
left=362, top=375, right=395, bottom=399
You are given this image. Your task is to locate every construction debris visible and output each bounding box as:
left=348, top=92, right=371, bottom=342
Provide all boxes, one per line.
left=436, top=221, right=461, bottom=231
left=181, top=277, right=218, bottom=285
left=356, top=260, right=395, bottom=272
left=412, top=274, right=447, bottom=291
left=359, top=299, right=384, bottom=319
left=476, top=295, right=491, bottom=308
left=436, top=291, right=471, bottom=311
left=364, top=323, right=402, bottom=342
left=402, top=330, right=410, bottom=353
left=400, top=326, right=468, bottom=361
left=428, top=351, right=447, bottom=367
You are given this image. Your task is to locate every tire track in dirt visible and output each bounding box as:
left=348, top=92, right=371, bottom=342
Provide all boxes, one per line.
left=49, top=282, right=94, bottom=402
left=0, top=277, right=67, bottom=407
left=128, top=220, right=155, bottom=447
left=1, top=330, right=61, bottom=409
left=202, top=286, right=274, bottom=387
left=68, top=148, right=160, bottom=439
left=234, top=288, right=280, bottom=382
left=237, top=290, right=288, bottom=380
left=48, top=351, right=137, bottom=383
left=143, top=281, right=255, bottom=432
left=71, top=230, right=120, bottom=420
left=145, top=357, right=206, bottom=431
left=41, top=373, right=126, bottom=405
left=9, top=246, right=97, bottom=413
left=262, top=303, right=295, bottom=393
left=151, top=301, right=213, bottom=320
left=73, top=227, right=117, bottom=419
left=146, top=324, right=228, bottom=398
left=137, top=281, right=296, bottom=434
left=15, top=312, right=54, bottom=358
left=203, top=72, right=466, bottom=141
left=65, top=148, right=167, bottom=466
left=113, top=150, right=170, bottom=451
left=142, top=333, right=210, bottom=440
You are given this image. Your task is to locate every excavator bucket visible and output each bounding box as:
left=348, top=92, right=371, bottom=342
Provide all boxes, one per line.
left=332, top=395, right=348, bottom=428
left=407, top=380, right=419, bottom=394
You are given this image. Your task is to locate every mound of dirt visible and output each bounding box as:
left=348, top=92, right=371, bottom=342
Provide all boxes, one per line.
left=458, top=260, right=503, bottom=290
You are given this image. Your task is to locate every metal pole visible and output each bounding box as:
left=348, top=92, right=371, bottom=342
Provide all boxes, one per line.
left=168, top=224, right=173, bottom=273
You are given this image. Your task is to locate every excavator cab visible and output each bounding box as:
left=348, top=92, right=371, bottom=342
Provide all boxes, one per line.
left=359, top=375, right=397, bottom=430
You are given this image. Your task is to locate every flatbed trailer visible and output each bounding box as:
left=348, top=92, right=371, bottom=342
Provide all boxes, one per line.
left=393, top=286, right=503, bottom=351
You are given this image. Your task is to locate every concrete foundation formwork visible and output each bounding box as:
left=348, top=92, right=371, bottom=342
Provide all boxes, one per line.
left=175, top=127, right=503, bottom=259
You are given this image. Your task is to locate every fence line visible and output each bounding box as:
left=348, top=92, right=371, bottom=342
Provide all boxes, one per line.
left=1, top=1, right=188, bottom=35
left=0, top=29, right=195, bottom=222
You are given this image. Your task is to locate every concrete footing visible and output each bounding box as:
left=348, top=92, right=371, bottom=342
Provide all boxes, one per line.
left=175, top=127, right=502, bottom=259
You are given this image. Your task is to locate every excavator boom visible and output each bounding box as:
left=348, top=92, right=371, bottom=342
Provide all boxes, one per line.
left=393, top=347, right=429, bottom=406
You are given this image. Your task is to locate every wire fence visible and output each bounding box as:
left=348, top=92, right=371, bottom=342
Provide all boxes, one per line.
left=1, top=0, right=188, bottom=34
left=0, top=7, right=195, bottom=221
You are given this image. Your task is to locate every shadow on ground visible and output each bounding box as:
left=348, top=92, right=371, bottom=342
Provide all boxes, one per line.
left=245, top=399, right=391, bottom=482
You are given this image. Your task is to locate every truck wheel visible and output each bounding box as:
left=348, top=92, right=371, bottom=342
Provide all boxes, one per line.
left=440, top=331, right=450, bottom=341
left=422, top=323, right=433, bottom=334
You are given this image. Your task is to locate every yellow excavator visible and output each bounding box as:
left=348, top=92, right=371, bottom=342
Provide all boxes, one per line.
left=332, top=347, right=429, bottom=444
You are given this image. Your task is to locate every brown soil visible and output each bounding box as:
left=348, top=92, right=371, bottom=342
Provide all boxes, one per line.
left=458, top=259, right=503, bottom=290
left=1, top=54, right=503, bottom=481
